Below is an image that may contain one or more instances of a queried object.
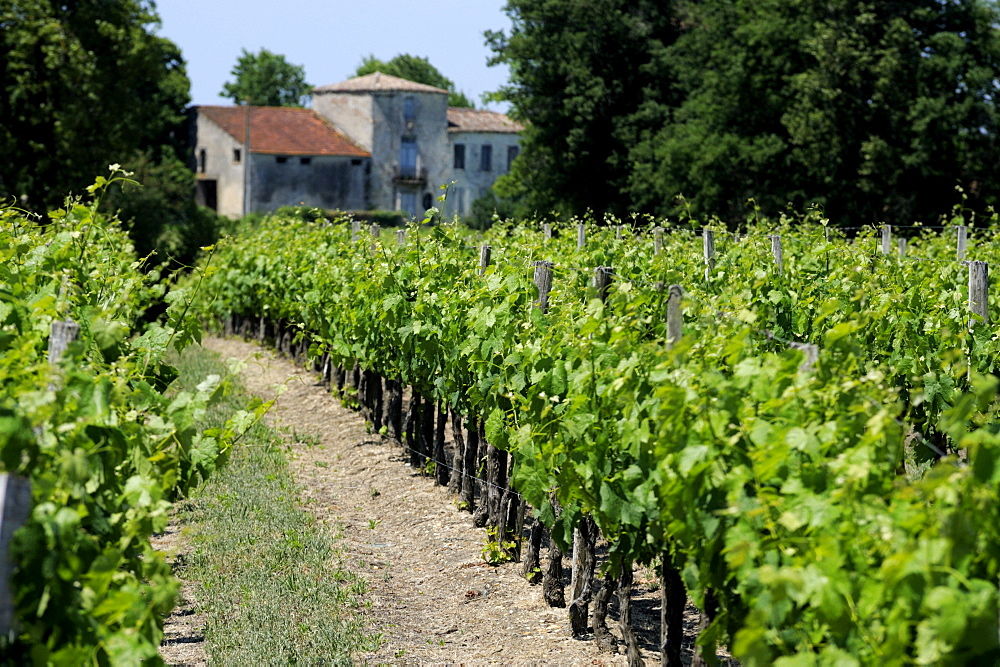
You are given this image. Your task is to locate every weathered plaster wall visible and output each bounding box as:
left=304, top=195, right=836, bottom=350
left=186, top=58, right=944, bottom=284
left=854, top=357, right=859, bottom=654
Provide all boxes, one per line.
left=446, top=131, right=522, bottom=218
left=319, top=90, right=449, bottom=214
left=250, top=155, right=369, bottom=212
left=312, top=94, right=375, bottom=152
left=192, top=114, right=247, bottom=218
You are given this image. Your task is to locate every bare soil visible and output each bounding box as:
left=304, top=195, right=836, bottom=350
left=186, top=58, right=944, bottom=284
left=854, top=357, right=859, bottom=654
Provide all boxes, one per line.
left=158, top=337, right=731, bottom=666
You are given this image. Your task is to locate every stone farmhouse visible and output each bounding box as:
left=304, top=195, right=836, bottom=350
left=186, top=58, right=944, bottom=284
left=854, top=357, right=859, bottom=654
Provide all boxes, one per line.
left=191, top=72, right=523, bottom=219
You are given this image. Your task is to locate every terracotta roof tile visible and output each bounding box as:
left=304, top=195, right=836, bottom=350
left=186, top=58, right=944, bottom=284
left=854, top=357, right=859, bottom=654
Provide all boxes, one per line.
left=313, top=72, right=448, bottom=95
left=196, top=105, right=370, bottom=157
left=447, top=107, right=523, bottom=134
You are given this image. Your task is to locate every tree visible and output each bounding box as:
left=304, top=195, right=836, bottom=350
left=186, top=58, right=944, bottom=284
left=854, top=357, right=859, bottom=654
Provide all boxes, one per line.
left=354, top=54, right=474, bottom=108
left=103, top=149, right=228, bottom=267
left=220, top=48, right=311, bottom=107
left=488, top=0, right=1000, bottom=225
left=0, top=0, right=191, bottom=211
left=485, top=1, right=683, bottom=217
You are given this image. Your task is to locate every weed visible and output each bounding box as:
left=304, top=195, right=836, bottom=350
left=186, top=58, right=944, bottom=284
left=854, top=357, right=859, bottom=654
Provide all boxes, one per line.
left=480, top=526, right=516, bottom=565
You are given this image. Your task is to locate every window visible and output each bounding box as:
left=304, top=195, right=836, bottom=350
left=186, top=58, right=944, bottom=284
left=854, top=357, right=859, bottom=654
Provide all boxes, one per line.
left=198, top=149, right=207, bottom=173
left=507, top=145, right=520, bottom=172
left=300, top=157, right=311, bottom=165
left=400, top=137, right=417, bottom=178
left=404, top=96, right=415, bottom=121
left=454, top=143, right=465, bottom=169
left=422, top=193, right=433, bottom=211
left=231, top=148, right=240, bottom=164
left=480, top=144, right=492, bottom=171
left=276, top=156, right=288, bottom=164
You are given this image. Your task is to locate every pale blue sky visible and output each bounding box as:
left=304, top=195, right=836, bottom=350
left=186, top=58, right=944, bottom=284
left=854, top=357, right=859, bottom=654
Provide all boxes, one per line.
left=155, top=0, right=513, bottom=111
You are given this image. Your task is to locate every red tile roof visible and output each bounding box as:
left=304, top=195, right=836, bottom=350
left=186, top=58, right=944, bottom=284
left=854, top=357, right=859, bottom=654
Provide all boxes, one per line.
left=314, top=72, right=449, bottom=95
left=196, top=105, right=370, bottom=157
left=447, top=107, right=523, bottom=134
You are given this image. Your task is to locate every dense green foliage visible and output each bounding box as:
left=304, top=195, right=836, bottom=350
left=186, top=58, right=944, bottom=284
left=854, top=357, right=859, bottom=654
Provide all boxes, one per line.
left=487, top=0, right=1000, bottom=225
left=197, top=208, right=1000, bottom=663
left=354, top=53, right=474, bottom=107
left=485, top=0, right=681, bottom=217
left=102, top=149, right=230, bottom=267
left=220, top=47, right=312, bottom=107
left=0, top=0, right=225, bottom=268
left=0, top=173, right=252, bottom=663
left=0, top=0, right=189, bottom=210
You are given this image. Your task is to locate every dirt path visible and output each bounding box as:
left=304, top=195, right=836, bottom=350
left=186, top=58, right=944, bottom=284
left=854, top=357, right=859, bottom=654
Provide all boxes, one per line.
left=160, top=337, right=709, bottom=666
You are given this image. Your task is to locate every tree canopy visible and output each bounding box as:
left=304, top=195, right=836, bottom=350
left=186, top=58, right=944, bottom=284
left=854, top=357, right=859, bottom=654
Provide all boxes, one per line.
left=354, top=53, right=474, bottom=107
left=220, top=48, right=312, bottom=107
left=0, top=0, right=191, bottom=210
left=488, top=0, right=1000, bottom=225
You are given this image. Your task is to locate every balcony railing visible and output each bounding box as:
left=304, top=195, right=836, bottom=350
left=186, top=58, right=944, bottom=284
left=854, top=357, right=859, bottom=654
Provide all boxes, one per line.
left=393, top=165, right=427, bottom=186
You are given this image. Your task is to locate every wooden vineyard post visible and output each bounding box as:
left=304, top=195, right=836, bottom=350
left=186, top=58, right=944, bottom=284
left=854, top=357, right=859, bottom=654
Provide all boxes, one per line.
left=396, top=229, right=406, bottom=246
left=661, top=297, right=687, bottom=665
left=898, top=237, right=908, bottom=258
left=369, top=224, right=381, bottom=254
left=350, top=220, right=361, bottom=243
left=533, top=261, right=554, bottom=313
left=958, top=225, right=968, bottom=260
left=577, top=223, right=586, bottom=249
left=881, top=224, right=892, bottom=255
left=479, top=244, right=492, bottom=275
left=532, top=264, right=565, bottom=606
left=593, top=266, right=612, bottom=303
left=667, top=285, right=683, bottom=349
left=48, top=319, right=80, bottom=365
left=569, top=268, right=612, bottom=636
left=703, top=229, right=715, bottom=280
left=5, top=319, right=81, bottom=634
left=770, top=234, right=783, bottom=273
left=615, top=225, right=624, bottom=241
left=969, top=261, right=989, bottom=329
left=653, top=227, right=664, bottom=256
left=543, top=223, right=552, bottom=240
left=0, top=474, right=31, bottom=638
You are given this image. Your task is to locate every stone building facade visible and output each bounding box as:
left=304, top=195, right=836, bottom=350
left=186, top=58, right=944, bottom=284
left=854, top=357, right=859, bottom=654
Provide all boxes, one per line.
left=191, top=106, right=370, bottom=218
left=445, top=107, right=523, bottom=218
left=191, top=72, right=522, bottom=219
